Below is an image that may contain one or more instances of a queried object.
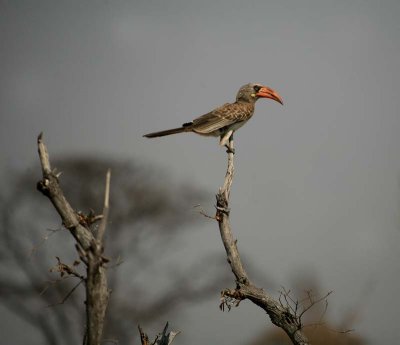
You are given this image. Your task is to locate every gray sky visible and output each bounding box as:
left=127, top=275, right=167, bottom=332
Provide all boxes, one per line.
left=1, top=1, right=400, bottom=344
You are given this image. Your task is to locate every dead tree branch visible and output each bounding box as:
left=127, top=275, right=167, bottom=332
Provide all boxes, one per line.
left=215, top=137, right=310, bottom=345
left=138, top=323, right=180, bottom=345
left=36, top=133, right=110, bottom=345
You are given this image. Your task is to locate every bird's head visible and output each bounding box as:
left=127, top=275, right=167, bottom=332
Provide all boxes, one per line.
left=236, top=83, right=283, bottom=105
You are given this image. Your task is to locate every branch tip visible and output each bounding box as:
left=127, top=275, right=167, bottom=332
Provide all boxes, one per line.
left=97, top=169, right=111, bottom=243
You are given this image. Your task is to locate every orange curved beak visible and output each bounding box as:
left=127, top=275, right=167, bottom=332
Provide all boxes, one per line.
left=256, top=86, right=283, bottom=105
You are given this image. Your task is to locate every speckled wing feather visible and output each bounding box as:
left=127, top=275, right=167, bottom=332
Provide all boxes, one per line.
left=190, top=103, right=254, bottom=134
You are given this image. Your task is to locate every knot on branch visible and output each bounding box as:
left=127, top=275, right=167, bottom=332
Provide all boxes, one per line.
left=215, top=192, right=230, bottom=220
left=37, top=178, right=51, bottom=196
left=216, top=191, right=228, bottom=208
left=237, top=276, right=250, bottom=285
left=37, top=168, right=62, bottom=196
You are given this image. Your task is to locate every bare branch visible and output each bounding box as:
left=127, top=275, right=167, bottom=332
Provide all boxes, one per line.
left=216, top=138, right=248, bottom=284
left=193, top=204, right=217, bottom=220
left=97, top=169, right=111, bottom=243
left=298, top=290, right=333, bottom=321
left=38, top=132, right=51, bottom=174
left=138, top=323, right=180, bottom=345
left=138, top=325, right=150, bottom=345
left=215, top=136, right=310, bottom=345
left=36, top=134, right=110, bottom=345
left=50, top=256, right=85, bottom=280
left=37, top=133, right=94, bottom=250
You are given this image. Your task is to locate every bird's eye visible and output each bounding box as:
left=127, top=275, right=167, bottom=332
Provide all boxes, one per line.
left=253, top=85, right=261, bottom=92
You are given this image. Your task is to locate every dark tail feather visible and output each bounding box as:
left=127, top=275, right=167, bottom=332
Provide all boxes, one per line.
left=143, top=127, right=187, bottom=138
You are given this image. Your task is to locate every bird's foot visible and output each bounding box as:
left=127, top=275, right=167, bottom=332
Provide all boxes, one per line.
left=225, top=145, right=235, bottom=154
left=216, top=205, right=231, bottom=214
left=215, top=205, right=231, bottom=220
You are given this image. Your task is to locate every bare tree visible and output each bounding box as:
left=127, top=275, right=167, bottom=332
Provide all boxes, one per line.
left=0, top=135, right=228, bottom=344
left=1, top=134, right=342, bottom=345
left=36, top=133, right=111, bottom=345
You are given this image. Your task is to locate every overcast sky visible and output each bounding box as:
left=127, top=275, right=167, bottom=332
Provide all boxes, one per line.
left=1, top=1, right=400, bottom=344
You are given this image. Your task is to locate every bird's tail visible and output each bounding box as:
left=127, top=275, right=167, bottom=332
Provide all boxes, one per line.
left=143, top=127, right=187, bottom=138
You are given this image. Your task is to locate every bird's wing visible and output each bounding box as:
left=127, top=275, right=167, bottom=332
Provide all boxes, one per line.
left=189, top=103, right=251, bottom=134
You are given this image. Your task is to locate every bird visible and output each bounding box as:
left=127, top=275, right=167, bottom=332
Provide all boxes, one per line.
left=143, top=83, right=283, bottom=148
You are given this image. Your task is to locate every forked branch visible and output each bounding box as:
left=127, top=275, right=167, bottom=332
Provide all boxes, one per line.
left=36, top=133, right=110, bottom=345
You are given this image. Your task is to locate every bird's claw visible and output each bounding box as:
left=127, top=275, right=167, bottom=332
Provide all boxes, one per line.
left=225, top=145, right=235, bottom=154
